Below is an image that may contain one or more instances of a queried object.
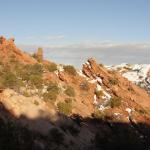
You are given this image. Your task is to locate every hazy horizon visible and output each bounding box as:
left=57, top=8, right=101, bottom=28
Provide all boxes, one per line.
left=19, top=42, right=150, bottom=68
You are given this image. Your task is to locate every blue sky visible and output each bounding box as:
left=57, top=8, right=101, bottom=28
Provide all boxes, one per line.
left=1, top=0, right=150, bottom=45
left=1, top=0, right=150, bottom=66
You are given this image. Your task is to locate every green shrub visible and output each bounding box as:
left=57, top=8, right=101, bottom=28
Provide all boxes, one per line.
left=25, top=64, right=43, bottom=75
left=43, top=92, right=57, bottom=102
left=29, top=74, right=43, bottom=88
left=34, top=100, right=39, bottom=105
left=19, top=64, right=43, bottom=82
left=95, top=90, right=104, bottom=99
left=2, top=72, right=18, bottom=88
left=92, top=109, right=106, bottom=120
left=109, top=78, right=119, bottom=85
left=30, top=64, right=43, bottom=75
left=46, top=63, right=57, bottom=72
left=57, top=100, right=72, bottom=115
left=43, top=82, right=60, bottom=102
left=108, top=96, right=122, bottom=108
left=80, top=81, right=89, bottom=91
left=63, top=65, right=77, bottom=76
left=65, top=86, right=75, bottom=97
left=47, top=82, right=60, bottom=93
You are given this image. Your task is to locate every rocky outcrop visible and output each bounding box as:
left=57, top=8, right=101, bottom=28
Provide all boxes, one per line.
left=82, top=58, right=150, bottom=123
left=148, top=69, right=150, bottom=77
left=0, top=36, right=37, bottom=64
left=33, top=47, right=43, bottom=62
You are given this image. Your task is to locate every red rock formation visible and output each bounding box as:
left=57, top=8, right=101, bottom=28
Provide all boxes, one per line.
left=147, top=69, right=150, bottom=77
left=0, top=36, right=37, bottom=64
left=82, top=58, right=150, bottom=122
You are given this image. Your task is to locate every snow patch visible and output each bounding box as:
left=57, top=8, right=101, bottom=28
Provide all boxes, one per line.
left=96, top=84, right=102, bottom=91
left=93, top=94, right=98, bottom=105
left=125, top=108, right=132, bottom=114
left=77, top=70, right=87, bottom=78
left=57, top=65, right=64, bottom=72
left=123, top=64, right=150, bottom=83
left=88, top=79, right=97, bottom=83
left=85, top=61, right=92, bottom=69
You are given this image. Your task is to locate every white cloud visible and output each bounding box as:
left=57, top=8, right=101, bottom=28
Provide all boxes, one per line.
left=26, top=35, right=65, bottom=40
left=40, top=41, right=150, bottom=50
left=18, top=41, right=150, bottom=67
left=46, top=35, right=65, bottom=40
left=18, top=41, right=150, bottom=50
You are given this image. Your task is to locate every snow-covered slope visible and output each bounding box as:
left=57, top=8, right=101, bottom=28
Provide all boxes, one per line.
left=106, top=63, right=150, bottom=93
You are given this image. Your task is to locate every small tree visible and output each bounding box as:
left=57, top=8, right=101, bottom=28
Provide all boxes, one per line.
left=65, top=86, right=75, bottom=97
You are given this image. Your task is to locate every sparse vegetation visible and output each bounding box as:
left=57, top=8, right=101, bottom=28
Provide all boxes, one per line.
left=108, top=96, right=122, bottom=108
left=46, top=63, right=57, bottom=72
left=43, top=82, right=60, bottom=102
left=92, top=109, right=106, bottom=120
left=34, top=100, right=39, bottom=105
left=43, top=92, right=57, bottom=102
left=2, top=72, right=19, bottom=89
left=29, top=74, right=43, bottom=88
left=65, top=86, right=75, bottom=97
left=47, top=82, right=60, bottom=93
left=109, top=78, right=119, bottom=85
left=57, top=100, right=73, bottom=115
left=22, top=91, right=31, bottom=97
left=29, top=64, right=43, bottom=75
left=95, top=90, right=104, bottom=99
left=19, top=64, right=43, bottom=81
left=63, top=65, right=77, bottom=76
